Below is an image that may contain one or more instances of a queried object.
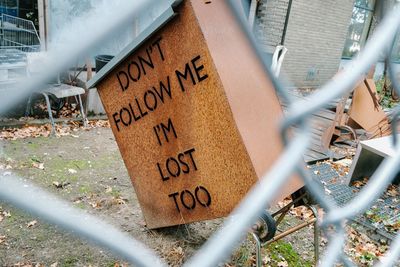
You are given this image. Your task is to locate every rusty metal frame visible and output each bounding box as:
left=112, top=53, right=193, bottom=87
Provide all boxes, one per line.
left=250, top=194, right=319, bottom=266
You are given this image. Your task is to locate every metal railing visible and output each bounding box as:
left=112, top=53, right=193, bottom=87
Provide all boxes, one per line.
left=0, top=13, right=41, bottom=52
left=0, top=0, right=400, bottom=266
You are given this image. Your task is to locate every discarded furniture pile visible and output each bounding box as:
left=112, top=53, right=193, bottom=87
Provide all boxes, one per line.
left=280, top=93, right=337, bottom=163
left=0, top=13, right=88, bottom=133
left=24, top=53, right=88, bottom=134
left=281, top=77, right=393, bottom=164
left=297, top=77, right=399, bottom=245
left=331, top=78, right=391, bottom=146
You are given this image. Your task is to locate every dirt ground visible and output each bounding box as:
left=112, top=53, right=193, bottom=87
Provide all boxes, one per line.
left=0, top=125, right=322, bottom=266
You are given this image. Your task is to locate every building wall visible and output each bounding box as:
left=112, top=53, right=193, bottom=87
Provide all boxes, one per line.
left=256, top=0, right=355, bottom=88
left=254, top=0, right=289, bottom=52
left=283, top=0, right=355, bottom=88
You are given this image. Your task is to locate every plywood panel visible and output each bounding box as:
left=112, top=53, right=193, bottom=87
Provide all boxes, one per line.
left=95, top=0, right=303, bottom=228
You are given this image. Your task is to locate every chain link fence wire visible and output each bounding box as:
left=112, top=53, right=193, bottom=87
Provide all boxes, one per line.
left=0, top=0, right=170, bottom=115
left=0, top=0, right=400, bottom=266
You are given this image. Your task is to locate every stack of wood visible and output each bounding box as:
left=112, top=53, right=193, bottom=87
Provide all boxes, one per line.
left=280, top=93, right=337, bottom=163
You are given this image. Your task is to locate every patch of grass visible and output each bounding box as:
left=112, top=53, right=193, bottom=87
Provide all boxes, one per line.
left=365, top=207, right=389, bottom=224
left=79, top=186, right=90, bottom=195
left=47, top=155, right=119, bottom=173
left=29, top=155, right=42, bottom=163
left=376, top=77, right=399, bottom=109
left=46, top=158, right=90, bottom=172
left=26, top=142, right=40, bottom=150
left=359, top=251, right=377, bottom=265
left=67, top=175, right=78, bottom=182
left=110, top=188, right=121, bottom=198
left=60, top=257, right=79, bottom=267
left=73, top=202, right=86, bottom=209
left=266, top=241, right=313, bottom=267
left=230, top=236, right=312, bottom=267
left=67, top=159, right=90, bottom=170
left=231, top=242, right=255, bottom=267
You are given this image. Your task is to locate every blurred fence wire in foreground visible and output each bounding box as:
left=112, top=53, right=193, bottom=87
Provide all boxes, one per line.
left=0, top=0, right=400, bottom=266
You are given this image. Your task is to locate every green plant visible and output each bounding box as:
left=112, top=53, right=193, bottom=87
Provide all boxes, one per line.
left=375, top=77, right=399, bottom=109
left=266, top=241, right=313, bottom=267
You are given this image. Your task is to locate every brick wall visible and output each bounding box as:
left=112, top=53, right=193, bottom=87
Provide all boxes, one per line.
left=254, top=0, right=289, bottom=52
left=255, top=0, right=355, bottom=88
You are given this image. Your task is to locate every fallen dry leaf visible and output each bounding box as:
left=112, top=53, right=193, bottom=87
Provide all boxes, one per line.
left=344, top=225, right=387, bottom=265
left=89, top=120, right=110, bottom=128
left=277, top=261, right=288, bottom=267
left=105, top=186, right=113, bottom=193
left=386, top=185, right=398, bottom=197
left=289, top=205, right=314, bottom=220
left=3, top=210, right=11, bottom=217
left=112, top=196, right=127, bottom=205
left=262, top=255, right=271, bottom=265
left=89, top=201, right=102, bottom=209
left=0, top=119, right=110, bottom=141
left=352, top=179, right=368, bottom=188
left=113, top=262, right=129, bottom=267
left=0, top=235, right=5, bottom=244
left=32, top=162, right=44, bottom=170
left=27, top=220, right=37, bottom=228
left=166, top=245, right=185, bottom=266
left=68, top=168, right=77, bottom=174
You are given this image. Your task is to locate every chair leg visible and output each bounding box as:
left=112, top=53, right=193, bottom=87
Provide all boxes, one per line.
left=25, top=94, right=33, bottom=116
left=42, top=92, right=56, bottom=135
left=250, top=232, right=262, bottom=267
left=77, top=94, right=88, bottom=127
left=306, top=204, right=320, bottom=264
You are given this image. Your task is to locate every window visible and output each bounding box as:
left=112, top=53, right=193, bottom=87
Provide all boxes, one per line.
left=18, top=0, right=38, bottom=28
left=342, top=0, right=376, bottom=58
left=0, top=0, right=38, bottom=28
left=0, top=0, right=18, bottom=17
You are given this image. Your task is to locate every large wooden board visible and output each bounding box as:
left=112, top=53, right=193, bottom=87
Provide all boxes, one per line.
left=349, top=79, right=387, bottom=132
left=95, top=0, right=303, bottom=229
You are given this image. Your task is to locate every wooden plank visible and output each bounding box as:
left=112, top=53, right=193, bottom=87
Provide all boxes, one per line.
left=279, top=91, right=335, bottom=160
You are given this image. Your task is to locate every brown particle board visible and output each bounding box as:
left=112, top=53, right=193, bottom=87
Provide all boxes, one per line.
left=94, top=0, right=303, bottom=228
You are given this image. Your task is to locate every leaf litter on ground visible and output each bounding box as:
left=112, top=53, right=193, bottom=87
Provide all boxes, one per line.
left=0, top=120, right=110, bottom=141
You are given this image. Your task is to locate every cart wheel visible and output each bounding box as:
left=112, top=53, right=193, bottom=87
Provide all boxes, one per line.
left=253, top=210, right=276, bottom=243
left=49, top=95, right=65, bottom=112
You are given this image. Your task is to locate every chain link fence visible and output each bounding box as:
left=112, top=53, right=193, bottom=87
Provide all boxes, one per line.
left=0, top=0, right=400, bottom=266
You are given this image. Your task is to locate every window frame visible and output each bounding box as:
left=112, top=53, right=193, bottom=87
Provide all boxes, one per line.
left=342, top=0, right=376, bottom=59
